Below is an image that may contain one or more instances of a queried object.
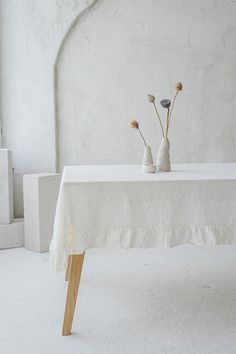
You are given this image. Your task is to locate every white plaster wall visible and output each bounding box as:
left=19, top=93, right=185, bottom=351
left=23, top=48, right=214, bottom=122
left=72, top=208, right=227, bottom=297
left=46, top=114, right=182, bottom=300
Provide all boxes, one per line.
left=0, top=0, right=93, bottom=216
left=1, top=0, right=236, bottom=214
left=57, top=0, right=236, bottom=169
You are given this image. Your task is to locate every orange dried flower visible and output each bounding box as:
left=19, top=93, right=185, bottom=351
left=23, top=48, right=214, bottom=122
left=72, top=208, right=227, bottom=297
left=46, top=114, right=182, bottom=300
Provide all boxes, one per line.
left=129, top=119, right=139, bottom=129
left=175, top=82, right=183, bottom=92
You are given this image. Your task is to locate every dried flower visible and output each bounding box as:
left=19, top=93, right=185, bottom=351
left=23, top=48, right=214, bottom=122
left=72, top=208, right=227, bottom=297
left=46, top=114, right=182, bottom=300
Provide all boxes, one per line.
left=129, top=119, right=147, bottom=146
left=148, top=94, right=165, bottom=138
left=160, top=99, right=171, bottom=109
left=147, top=81, right=183, bottom=140
left=129, top=119, right=139, bottom=129
left=167, top=81, right=183, bottom=138
left=175, top=82, right=182, bottom=92
left=147, top=94, right=155, bottom=103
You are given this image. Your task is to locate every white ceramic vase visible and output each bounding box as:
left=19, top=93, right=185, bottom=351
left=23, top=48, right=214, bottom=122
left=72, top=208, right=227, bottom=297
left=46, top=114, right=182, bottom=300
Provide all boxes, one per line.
left=142, top=146, right=156, bottom=173
left=156, top=138, right=171, bottom=172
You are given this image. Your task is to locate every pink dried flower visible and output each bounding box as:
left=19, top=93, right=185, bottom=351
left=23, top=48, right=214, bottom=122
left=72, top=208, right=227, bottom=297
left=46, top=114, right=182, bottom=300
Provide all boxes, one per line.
left=129, top=119, right=139, bottom=129
left=129, top=119, right=147, bottom=146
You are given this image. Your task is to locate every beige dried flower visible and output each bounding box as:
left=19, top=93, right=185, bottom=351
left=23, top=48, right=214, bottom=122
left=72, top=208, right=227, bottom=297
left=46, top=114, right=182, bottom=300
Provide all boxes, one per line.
left=175, top=82, right=183, bottom=92
left=147, top=94, right=155, bottom=103
left=129, top=119, right=139, bottom=129
left=148, top=94, right=165, bottom=138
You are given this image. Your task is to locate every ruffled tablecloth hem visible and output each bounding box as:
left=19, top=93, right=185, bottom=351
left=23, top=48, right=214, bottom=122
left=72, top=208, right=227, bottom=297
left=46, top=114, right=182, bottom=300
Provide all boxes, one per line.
left=50, top=225, right=236, bottom=272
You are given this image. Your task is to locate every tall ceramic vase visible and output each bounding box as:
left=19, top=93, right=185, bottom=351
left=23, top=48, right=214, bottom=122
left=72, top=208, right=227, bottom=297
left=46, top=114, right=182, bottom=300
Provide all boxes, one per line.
left=156, top=138, right=171, bottom=172
left=142, top=145, right=156, bottom=173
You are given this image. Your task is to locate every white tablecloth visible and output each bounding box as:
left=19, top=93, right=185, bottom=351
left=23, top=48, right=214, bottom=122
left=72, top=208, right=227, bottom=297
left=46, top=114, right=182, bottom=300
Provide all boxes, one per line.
left=50, top=164, right=236, bottom=272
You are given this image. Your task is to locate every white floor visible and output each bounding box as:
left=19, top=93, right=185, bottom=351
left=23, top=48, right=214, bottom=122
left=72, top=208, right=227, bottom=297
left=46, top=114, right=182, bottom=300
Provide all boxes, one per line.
left=1, top=246, right=236, bottom=354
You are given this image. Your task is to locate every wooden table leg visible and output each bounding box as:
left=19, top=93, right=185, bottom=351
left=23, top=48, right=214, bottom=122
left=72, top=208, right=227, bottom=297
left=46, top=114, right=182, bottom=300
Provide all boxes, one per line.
left=65, top=255, right=72, bottom=281
left=62, top=253, right=85, bottom=336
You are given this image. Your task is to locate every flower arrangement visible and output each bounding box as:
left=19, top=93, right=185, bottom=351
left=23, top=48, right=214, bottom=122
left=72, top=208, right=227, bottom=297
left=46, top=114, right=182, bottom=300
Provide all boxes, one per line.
left=148, top=82, right=183, bottom=138
left=129, top=82, right=183, bottom=173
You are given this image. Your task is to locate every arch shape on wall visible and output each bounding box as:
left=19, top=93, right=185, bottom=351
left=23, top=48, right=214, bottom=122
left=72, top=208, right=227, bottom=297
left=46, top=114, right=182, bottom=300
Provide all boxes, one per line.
left=52, top=0, right=235, bottom=172
left=52, top=0, right=178, bottom=172
left=53, top=0, right=99, bottom=172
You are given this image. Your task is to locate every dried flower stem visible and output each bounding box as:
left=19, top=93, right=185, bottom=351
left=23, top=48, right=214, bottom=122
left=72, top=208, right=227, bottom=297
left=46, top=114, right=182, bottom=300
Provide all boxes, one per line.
left=138, top=128, right=147, bottom=146
left=153, top=102, right=165, bottom=138
left=167, top=91, right=178, bottom=136
left=165, top=108, right=170, bottom=138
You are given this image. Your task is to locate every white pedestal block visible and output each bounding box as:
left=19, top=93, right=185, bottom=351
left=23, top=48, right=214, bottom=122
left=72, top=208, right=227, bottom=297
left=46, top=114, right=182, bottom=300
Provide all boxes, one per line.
left=0, top=149, right=13, bottom=224
left=23, top=173, right=61, bottom=252
left=0, top=218, right=24, bottom=249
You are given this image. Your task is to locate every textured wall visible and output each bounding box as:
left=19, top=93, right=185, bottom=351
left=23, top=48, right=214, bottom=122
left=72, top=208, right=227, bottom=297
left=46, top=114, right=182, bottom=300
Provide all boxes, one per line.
left=57, top=0, right=236, bottom=169
left=1, top=0, right=236, bottom=214
left=0, top=0, right=93, bottom=215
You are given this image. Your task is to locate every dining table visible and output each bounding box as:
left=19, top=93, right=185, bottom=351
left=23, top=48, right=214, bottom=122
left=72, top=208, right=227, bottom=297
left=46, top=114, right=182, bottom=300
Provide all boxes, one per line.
left=50, top=163, right=236, bottom=335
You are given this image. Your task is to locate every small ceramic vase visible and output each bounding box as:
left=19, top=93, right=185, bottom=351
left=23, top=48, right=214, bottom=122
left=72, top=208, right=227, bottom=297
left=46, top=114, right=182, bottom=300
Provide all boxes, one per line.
left=156, top=138, right=171, bottom=172
left=142, top=145, right=156, bottom=173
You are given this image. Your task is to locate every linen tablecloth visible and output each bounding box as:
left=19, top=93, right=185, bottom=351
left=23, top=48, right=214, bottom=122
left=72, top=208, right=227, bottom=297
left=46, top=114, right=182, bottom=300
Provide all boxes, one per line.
left=50, top=164, right=236, bottom=272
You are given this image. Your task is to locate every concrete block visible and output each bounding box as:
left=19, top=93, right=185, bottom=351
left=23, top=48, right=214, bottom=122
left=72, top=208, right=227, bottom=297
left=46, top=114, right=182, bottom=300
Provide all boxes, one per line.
left=23, top=173, right=61, bottom=252
left=0, top=149, right=13, bottom=224
left=0, top=218, right=24, bottom=249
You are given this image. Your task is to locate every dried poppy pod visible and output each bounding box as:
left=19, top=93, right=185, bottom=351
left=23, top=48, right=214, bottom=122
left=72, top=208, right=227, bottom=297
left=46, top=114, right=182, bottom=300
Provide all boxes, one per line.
left=175, top=82, right=183, bottom=92
left=129, top=119, right=147, bottom=146
left=129, top=119, right=139, bottom=129
left=147, top=94, right=155, bottom=103
left=160, top=99, right=171, bottom=109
